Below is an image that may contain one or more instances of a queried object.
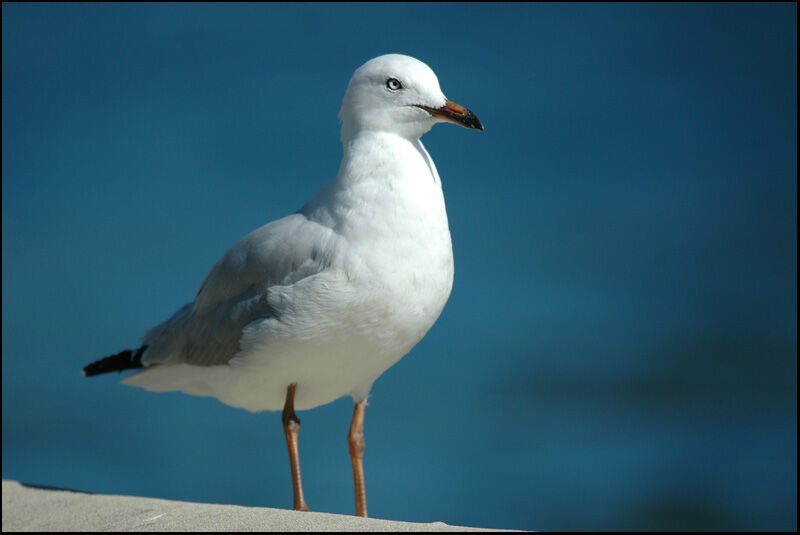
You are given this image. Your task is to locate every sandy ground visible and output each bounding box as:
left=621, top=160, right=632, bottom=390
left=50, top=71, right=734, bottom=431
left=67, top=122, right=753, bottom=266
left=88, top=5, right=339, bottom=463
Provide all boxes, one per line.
left=2, top=480, right=507, bottom=532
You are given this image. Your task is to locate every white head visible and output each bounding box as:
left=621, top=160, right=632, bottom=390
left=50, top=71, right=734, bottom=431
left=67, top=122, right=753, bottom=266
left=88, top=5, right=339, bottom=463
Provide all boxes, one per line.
left=339, top=54, right=483, bottom=141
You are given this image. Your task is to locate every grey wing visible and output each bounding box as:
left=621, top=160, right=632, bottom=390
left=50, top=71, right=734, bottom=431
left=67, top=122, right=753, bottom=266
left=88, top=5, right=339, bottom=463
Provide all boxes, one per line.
left=140, top=212, right=338, bottom=366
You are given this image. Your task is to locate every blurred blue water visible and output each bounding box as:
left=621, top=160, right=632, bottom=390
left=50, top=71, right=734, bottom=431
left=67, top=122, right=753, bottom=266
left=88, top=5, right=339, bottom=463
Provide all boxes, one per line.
left=2, top=3, right=796, bottom=531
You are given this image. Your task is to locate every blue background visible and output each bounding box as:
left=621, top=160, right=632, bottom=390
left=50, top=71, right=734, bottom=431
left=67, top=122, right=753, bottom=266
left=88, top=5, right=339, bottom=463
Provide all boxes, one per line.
left=3, top=3, right=796, bottom=531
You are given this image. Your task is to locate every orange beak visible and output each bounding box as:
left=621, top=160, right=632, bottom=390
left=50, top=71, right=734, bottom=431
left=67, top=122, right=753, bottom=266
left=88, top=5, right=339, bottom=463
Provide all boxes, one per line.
left=417, top=99, right=484, bottom=131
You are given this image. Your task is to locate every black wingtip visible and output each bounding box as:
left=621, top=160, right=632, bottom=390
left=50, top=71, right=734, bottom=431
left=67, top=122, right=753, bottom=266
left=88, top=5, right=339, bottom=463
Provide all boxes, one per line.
left=83, top=346, right=148, bottom=377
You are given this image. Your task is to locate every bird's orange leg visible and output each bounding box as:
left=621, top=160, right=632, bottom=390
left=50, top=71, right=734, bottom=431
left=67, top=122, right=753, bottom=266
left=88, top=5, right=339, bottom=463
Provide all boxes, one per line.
left=348, top=399, right=368, bottom=517
left=282, top=383, right=310, bottom=512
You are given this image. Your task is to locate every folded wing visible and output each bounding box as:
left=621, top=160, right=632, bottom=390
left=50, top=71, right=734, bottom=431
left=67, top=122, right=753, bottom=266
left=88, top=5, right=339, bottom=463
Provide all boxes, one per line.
left=139, top=212, right=339, bottom=367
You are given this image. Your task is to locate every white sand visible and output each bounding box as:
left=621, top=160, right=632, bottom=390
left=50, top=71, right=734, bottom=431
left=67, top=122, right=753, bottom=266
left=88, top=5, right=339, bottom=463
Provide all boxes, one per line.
left=2, top=480, right=510, bottom=532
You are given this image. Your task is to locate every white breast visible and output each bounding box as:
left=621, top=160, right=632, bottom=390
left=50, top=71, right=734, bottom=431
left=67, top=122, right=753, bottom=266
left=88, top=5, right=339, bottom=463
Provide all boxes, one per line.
left=257, top=131, right=455, bottom=409
left=314, top=131, right=454, bottom=337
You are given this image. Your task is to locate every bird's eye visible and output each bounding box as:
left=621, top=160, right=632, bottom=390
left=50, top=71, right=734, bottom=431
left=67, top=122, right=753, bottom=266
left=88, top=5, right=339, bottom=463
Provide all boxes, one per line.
left=386, top=78, right=402, bottom=91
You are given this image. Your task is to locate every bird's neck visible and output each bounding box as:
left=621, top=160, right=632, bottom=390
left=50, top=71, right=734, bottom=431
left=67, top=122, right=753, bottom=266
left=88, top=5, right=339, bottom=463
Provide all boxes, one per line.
left=338, top=131, right=441, bottom=188
left=301, top=130, right=447, bottom=236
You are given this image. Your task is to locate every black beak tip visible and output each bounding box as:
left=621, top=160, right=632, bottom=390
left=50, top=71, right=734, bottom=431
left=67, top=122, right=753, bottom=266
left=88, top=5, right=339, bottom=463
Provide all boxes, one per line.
left=466, top=110, right=485, bottom=132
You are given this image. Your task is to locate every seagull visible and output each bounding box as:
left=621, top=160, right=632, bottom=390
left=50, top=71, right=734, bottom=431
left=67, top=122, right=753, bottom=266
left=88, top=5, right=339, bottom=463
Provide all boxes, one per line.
left=83, top=53, right=483, bottom=517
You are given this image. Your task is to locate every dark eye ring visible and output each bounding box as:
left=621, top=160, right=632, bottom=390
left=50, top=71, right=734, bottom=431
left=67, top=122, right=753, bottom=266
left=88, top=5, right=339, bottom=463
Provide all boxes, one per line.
left=386, top=78, right=402, bottom=91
